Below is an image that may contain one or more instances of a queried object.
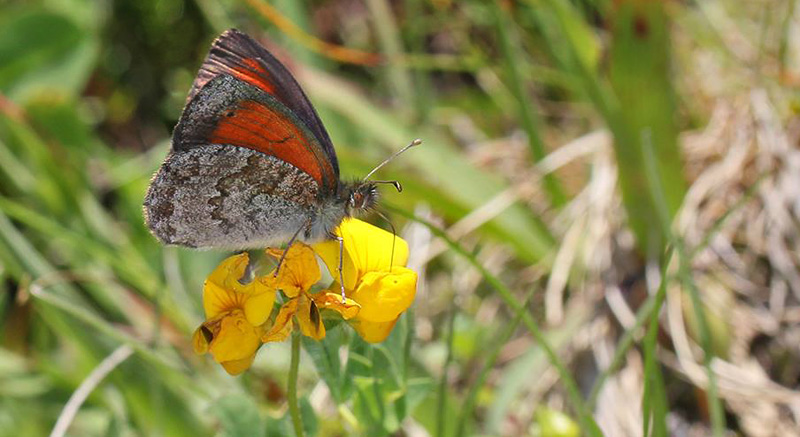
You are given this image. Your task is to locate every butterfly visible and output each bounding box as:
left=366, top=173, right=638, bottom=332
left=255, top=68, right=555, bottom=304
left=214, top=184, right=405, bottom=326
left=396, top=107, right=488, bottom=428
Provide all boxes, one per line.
left=143, top=29, right=417, bottom=250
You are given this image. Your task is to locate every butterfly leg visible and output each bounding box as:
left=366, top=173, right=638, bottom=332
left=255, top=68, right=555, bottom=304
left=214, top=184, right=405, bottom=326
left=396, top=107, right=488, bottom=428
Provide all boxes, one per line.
left=273, top=219, right=311, bottom=277
left=336, top=235, right=345, bottom=303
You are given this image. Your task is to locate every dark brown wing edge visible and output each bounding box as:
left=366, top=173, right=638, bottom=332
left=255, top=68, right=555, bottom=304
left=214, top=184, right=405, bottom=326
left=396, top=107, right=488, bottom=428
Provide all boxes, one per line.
left=186, top=29, right=340, bottom=177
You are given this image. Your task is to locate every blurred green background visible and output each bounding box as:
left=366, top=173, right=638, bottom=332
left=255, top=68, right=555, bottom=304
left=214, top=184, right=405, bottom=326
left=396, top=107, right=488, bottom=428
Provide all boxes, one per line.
left=2, top=0, right=798, bottom=435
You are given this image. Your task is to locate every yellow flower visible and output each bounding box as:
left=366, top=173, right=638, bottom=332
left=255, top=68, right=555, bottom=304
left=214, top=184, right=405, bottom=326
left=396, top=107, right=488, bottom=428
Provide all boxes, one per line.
left=261, top=244, right=360, bottom=343
left=192, top=219, right=418, bottom=375
left=315, top=218, right=418, bottom=343
left=192, top=253, right=276, bottom=375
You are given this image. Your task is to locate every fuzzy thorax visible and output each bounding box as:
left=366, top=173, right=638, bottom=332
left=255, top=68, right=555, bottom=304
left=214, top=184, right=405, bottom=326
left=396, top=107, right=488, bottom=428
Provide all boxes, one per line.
left=306, top=181, right=379, bottom=242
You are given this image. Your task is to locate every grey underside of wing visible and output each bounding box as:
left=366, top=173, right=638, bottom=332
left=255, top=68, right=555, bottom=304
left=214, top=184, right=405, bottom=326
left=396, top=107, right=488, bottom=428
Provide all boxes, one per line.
left=143, top=144, right=318, bottom=249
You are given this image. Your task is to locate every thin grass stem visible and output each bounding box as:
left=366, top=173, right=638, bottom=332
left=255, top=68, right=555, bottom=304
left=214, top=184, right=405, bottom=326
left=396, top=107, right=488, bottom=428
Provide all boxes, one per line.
left=50, top=345, right=134, bottom=437
left=436, top=307, right=456, bottom=437
left=642, top=263, right=669, bottom=437
left=243, top=0, right=380, bottom=65
left=642, top=134, right=725, bottom=435
left=455, top=287, right=537, bottom=437
left=587, top=247, right=674, bottom=408
left=289, top=333, right=305, bottom=437
left=491, top=2, right=566, bottom=207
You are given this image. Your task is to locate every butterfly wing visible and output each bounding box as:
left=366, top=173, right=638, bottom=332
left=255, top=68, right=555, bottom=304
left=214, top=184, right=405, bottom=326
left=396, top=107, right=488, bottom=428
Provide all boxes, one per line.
left=173, top=74, right=338, bottom=194
left=144, top=142, right=322, bottom=249
left=144, top=66, right=342, bottom=248
left=186, top=28, right=339, bottom=177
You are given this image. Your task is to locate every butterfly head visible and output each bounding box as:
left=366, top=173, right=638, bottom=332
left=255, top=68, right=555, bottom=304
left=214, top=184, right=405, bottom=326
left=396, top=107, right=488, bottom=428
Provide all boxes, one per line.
left=343, top=138, right=421, bottom=216
left=346, top=182, right=379, bottom=215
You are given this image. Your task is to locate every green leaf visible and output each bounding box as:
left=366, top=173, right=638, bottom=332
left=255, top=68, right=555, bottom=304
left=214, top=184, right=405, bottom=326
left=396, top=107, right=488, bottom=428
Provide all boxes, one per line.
left=536, top=0, right=600, bottom=72
left=264, top=414, right=293, bottom=437
left=302, top=326, right=345, bottom=403
left=0, top=9, right=97, bottom=100
left=351, top=375, right=383, bottom=433
left=343, top=323, right=428, bottom=435
left=299, top=397, right=319, bottom=437
left=346, top=338, right=403, bottom=434
left=215, top=394, right=265, bottom=437
left=608, top=0, right=685, bottom=255
left=24, top=97, right=100, bottom=155
left=412, top=390, right=459, bottom=437
left=405, top=377, right=433, bottom=419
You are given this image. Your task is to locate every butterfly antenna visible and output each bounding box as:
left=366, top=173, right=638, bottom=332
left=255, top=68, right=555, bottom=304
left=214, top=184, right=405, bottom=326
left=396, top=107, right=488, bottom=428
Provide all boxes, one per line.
left=372, top=180, right=403, bottom=192
left=363, top=138, right=422, bottom=182
left=376, top=210, right=397, bottom=270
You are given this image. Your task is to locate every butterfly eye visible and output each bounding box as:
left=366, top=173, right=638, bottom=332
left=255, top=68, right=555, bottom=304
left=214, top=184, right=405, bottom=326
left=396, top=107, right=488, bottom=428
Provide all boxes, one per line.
left=351, top=193, right=364, bottom=208
left=224, top=111, right=235, bottom=117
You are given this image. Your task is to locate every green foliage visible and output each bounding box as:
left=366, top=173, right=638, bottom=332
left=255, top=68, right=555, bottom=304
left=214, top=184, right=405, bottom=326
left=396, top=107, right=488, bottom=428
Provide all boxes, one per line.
left=216, top=394, right=265, bottom=437
left=302, top=328, right=348, bottom=404
left=304, top=317, right=431, bottom=435
left=0, top=0, right=752, bottom=435
left=608, top=0, right=685, bottom=256
left=0, top=9, right=97, bottom=100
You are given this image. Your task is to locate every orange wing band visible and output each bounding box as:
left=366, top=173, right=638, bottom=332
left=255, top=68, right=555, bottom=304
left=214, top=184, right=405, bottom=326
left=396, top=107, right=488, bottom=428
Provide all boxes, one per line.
left=209, top=100, right=328, bottom=187
left=231, top=59, right=276, bottom=95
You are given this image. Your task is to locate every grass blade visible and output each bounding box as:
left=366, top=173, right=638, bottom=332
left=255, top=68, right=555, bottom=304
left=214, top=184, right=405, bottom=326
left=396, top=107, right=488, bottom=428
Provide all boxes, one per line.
left=491, top=2, right=566, bottom=207
left=642, top=128, right=725, bottom=435
left=455, top=287, right=536, bottom=437
left=607, top=0, right=686, bottom=255
left=435, top=307, right=455, bottom=437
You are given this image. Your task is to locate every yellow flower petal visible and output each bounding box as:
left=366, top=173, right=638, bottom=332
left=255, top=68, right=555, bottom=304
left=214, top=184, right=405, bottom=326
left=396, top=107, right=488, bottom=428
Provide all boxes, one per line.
left=267, top=244, right=321, bottom=297
left=314, top=239, right=358, bottom=292
left=313, top=292, right=361, bottom=320
left=341, top=218, right=410, bottom=268
left=192, top=312, right=228, bottom=355
left=220, top=355, right=256, bottom=376
left=203, top=281, right=241, bottom=319
left=350, top=267, right=417, bottom=322
left=243, top=277, right=277, bottom=326
left=262, top=321, right=293, bottom=343
left=350, top=317, right=400, bottom=343
left=297, top=295, right=325, bottom=340
left=192, top=325, right=211, bottom=355
left=194, top=310, right=263, bottom=375
left=262, top=300, right=297, bottom=343
left=203, top=254, right=251, bottom=318
left=207, top=253, right=250, bottom=292
left=203, top=253, right=278, bottom=323
left=207, top=310, right=262, bottom=372
left=315, top=218, right=409, bottom=291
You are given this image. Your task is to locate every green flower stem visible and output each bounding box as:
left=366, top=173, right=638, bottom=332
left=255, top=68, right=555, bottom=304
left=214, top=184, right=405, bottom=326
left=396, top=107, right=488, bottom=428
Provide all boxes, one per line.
left=289, top=333, right=305, bottom=437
